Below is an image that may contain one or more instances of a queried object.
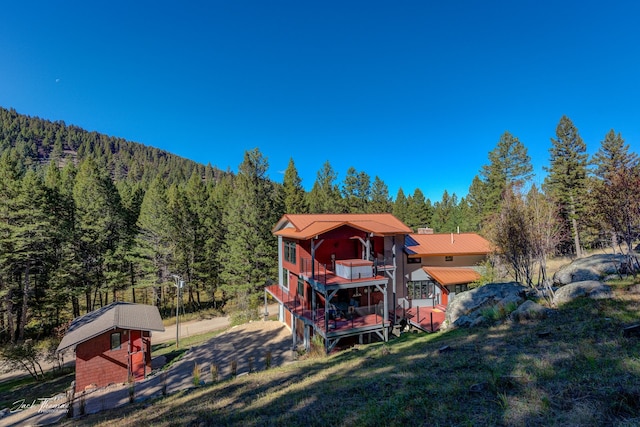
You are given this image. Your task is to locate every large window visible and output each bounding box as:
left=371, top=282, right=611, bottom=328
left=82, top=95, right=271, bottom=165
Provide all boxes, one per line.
left=407, top=280, right=436, bottom=299
left=284, top=241, right=296, bottom=265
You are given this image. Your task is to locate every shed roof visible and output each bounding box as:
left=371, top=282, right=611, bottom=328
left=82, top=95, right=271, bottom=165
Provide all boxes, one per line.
left=423, top=266, right=481, bottom=286
left=273, top=214, right=412, bottom=240
left=57, top=302, right=165, bottom=352
left=405, top=233, right=491, bottom=257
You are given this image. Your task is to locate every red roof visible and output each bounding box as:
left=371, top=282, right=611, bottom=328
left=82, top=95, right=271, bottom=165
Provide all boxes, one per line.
left=406, top=233, right=491, bottom=257
left=423, top=266, right=481, bottom=286
left=273, top=214, right=412, bottom=240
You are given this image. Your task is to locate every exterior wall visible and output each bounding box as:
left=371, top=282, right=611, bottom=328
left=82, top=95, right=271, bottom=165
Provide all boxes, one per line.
left=419, top=254, right=486, bottom=268
left=75, top=328, right=151, bottom=393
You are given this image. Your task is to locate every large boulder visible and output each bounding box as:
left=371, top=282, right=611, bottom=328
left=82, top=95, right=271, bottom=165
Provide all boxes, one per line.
left=553, top=280, right=613, bottom=305
left=444, top=282, right=527, bottom=329
left=552, top=254, right=626, bottom=285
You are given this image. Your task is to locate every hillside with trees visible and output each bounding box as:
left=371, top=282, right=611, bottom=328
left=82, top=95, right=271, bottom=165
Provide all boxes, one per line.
left=0, top=106, right=639, bottom=349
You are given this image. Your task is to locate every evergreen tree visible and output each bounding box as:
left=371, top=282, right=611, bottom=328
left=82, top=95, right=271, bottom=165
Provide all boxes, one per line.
left=592, top=129, right=639, bottom=180
left=479, top=131, right=533, bottom=217
left=405, top=188, right=432, bottom=231
left=465, top=175, right=486, bottom=232
left=543, top=116, right=588, bottom=256
left=392, top=188, right=408, bottom=224
left=73, top=159, right=125, bottom=311
left=341, top=167, right=370, bottom=213
left=219, top=149, right=279, bottom=311
left=136, top=176, right=172, bottom=307
left=282, top=158, right=308, bottom=214
left=369, top=176, right=392, bottom=213
left=307, top=161, right=342, bottom=213
left=431, top=190, right=459, bottom=233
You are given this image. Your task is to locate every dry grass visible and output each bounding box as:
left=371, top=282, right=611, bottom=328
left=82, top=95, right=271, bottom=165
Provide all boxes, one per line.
left=60, top=275, right=640, bottom=427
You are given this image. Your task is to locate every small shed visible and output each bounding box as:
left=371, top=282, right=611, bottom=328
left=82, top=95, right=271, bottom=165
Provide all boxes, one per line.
left=57, top=302, right=165, bottom=393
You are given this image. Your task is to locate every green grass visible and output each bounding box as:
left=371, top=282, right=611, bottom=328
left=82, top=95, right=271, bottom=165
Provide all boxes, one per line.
left=60, top=280, right=640, bottom=427
left=0, top=368, right=74, bottom=409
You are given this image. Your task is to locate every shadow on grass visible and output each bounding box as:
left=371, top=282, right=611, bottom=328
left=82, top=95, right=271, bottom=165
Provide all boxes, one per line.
left=64, top=289, right=640, bottom=427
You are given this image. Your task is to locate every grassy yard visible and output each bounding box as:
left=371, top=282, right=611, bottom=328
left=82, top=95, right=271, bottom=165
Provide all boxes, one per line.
left=60, top=278, right=640, bottom=427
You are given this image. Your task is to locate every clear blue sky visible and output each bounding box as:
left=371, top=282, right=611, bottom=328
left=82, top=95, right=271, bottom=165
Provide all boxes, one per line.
left=2, top=1, right=640, bottom=201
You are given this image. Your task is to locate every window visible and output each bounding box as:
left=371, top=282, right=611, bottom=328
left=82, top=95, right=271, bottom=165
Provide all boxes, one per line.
left=283, top=269, right=289, bottom=289
left=454, top=283, right=469, bottom=294
left=284, top=241, right=296, bottom=265
left=110, top=332, right=121, bottom=350
left=445, top=256, right=453, bottom=262
left=407, top=280, right=436, bottom=299
left=297, top=276, right=304, bottom=299
left=407, top=257, right=422, bottom=264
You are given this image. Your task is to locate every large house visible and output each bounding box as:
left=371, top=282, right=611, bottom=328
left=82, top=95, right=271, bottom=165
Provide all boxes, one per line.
left=265, top=214, right=492, bottom=352
left=265, top=214, right=412, bottom=353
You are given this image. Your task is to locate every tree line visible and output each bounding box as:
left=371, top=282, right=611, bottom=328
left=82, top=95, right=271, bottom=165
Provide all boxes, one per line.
left=0, top=107, right=638, bottom=344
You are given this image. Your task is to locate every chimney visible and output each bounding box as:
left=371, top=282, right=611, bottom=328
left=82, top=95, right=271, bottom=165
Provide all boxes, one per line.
left=451, top=232, right=454, bottom=244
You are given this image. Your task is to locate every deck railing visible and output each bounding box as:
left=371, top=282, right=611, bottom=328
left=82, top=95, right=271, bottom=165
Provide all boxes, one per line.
left=300, top=256, right=395, bottom=286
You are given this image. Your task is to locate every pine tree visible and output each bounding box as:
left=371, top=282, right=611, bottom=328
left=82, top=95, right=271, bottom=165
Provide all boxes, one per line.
left=392, top=188, right=408, bottom=224
left=369, top=176, right=392, bottom=213
left=219, top=149, right=279, bottom=311
left=592, top=129, right=639, bottom=181
left=73, top=159, right=125, bottom=311
left=431, top=190, right=459, bottom=233
left=136, top=176, right=172, bottom=307
left=341, top=167, right=370, bottom=213
left=307, top=161, right=342, bottom=213
left=405, top=188, right=432, bottom=231
left=480, top=131, right=533, bottom=217
left=543, top=116, right=588, bottom=256
left=282, top=158, right=307, bottom=214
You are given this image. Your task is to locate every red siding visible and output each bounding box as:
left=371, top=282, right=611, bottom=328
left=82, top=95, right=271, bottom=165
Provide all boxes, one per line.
left=75, top=328, right=152, bottom=393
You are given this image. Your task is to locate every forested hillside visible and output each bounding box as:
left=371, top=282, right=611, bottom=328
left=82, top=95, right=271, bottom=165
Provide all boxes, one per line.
left=0, top=107, right=639, bottom=346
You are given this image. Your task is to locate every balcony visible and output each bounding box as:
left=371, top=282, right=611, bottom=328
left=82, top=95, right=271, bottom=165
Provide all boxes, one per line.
left=265, top=283, right=391, bottom=338
left=299, top=256, right=395, bottom=289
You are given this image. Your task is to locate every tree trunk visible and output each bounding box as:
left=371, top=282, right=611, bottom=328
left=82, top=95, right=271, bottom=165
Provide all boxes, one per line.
left=19, top=264, right=30, bottom=341
left=72, top=295, right=80, bottom=318
left=6, top=291, right=15, bottom=343
left=569, top=195, right=582, bottom=258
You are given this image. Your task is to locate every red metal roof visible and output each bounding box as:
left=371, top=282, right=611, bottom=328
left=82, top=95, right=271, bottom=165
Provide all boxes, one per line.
left=273, top=214, right=412, bottom=240
left=423, top=266, right=481, bottom=286
left=406, top=233, right=491, bottom=256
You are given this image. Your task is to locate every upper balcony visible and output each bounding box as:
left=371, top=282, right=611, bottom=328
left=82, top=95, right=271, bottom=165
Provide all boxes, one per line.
left=299, top=256, right=395, bottom=290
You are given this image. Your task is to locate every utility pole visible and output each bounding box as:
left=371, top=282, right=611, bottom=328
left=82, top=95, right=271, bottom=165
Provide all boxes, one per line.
left=172, top=275, right=184, bottom=348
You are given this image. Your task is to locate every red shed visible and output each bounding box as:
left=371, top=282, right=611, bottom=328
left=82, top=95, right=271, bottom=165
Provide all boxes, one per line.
left=57, top=302, right=165, bottom=393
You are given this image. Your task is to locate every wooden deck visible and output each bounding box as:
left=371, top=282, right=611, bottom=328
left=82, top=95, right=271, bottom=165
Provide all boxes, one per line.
left=266, top=284, right=444, bottom=334
left=266, top=284, right=390, bottom=338
left=399, top=305, right=446, bottom=333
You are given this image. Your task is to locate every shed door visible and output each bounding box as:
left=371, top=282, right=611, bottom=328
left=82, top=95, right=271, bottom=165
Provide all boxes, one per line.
left=129, top=330, right=145, bottom=380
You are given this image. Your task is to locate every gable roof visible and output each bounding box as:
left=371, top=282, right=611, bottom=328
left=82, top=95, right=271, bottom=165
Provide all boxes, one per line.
left=57, top=302, right=165, bottom=353
left=273, top=214, right=412, bottom=240
left=405, top=232, right=491, bottom=257
left=423, top=266, right=481, bottom=286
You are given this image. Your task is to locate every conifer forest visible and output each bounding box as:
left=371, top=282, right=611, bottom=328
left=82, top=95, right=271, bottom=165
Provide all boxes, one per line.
left=0, top=106, right=639, bottom=345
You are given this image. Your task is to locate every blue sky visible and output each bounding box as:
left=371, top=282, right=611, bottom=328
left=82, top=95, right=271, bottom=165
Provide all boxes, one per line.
left=2, top=1, right=640, bottom=201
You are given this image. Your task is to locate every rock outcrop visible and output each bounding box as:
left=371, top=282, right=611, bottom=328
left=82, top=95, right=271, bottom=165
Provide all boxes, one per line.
left=553, top=280, right=613, bottom=305
left=443, top=282, right=527, bottom=329
left=552, top=254, right=626, bottom=285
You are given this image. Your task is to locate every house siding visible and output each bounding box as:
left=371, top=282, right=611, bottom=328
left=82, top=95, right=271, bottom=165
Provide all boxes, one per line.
left=75, top=328, right=151, bottom=393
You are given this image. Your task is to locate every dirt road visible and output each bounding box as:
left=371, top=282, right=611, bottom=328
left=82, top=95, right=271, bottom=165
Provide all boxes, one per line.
left=0, top=304, right=280, bottom=384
